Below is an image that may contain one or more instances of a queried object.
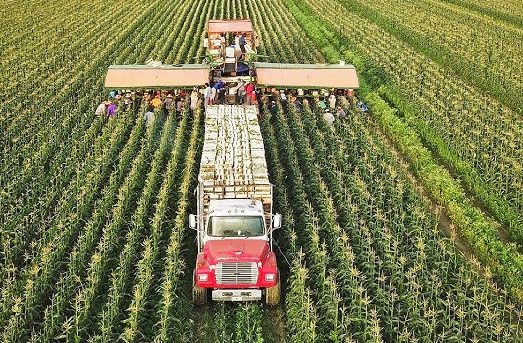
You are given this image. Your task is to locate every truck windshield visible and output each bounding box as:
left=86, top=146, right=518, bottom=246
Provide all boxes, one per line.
left=207, top=216, right=265, bottom=237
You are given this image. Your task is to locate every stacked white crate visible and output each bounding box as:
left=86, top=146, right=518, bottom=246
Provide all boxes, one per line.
left=199, top=105, right=271, bottom=203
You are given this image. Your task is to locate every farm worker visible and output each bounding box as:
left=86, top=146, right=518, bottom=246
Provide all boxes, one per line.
left=212, top=81, right=222, bottom=104
left=151, top=94, right=162, bottom=109
left=245, top=81, right=255, bottom=105
left=356, top=101, right=368, bottom=113
left=302, top=98, right=309, bottom=107
left=143, top=92, right=151, bottom=107
left=133, top=92, right=143, bottom=112
left=237, top=79, right=245, bottom=104
left=239, top=33, right=247, bottom=59
left=176, top=98, right=184, bottom=116
left=323, top=109, right=335, bottom=127
left=107, top=101, right=117, bottom=118
left=280, top=90, right=287, bottom=108
left=143, top=106, right=155, bottom=126
left=164, top=93, right=174, bottom=114
left=220, top=33, right=226, bottom=58
left=317, top=100, right=327, bottom=111
left=123, top=91, right=133, bottom=111
left=211, top=86, right=217, bottom=105
left=329, top=93, right=336, bottom=110
left=234, top=32, right=240, bottom=47
left=204, top=83, right=212, bottom=109
left=190, top=88, right=199, bottom=113
left=216, top=80, right=226, bottom=104
left=95, top=101, right=107, bottom=117
left=336, top=106, right=346, bottom=119
left=347, top=88, right=355, bottom=107
left=292, top=96, right=302, bottom=112
left=234, top=33, right=241, bottom=59
left=269, top=101, right=278, bottom=117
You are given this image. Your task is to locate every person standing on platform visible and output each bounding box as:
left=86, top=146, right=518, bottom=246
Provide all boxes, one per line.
left=204, top=83, right=212, bottom=109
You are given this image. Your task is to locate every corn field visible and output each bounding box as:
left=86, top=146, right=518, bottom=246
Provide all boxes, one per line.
left=1, top=0, right=523, bottom=342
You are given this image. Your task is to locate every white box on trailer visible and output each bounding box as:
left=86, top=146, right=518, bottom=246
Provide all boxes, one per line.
left=198, top=105, right=272, bottom=205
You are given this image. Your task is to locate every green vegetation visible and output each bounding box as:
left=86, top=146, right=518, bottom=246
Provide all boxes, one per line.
left=1, top=0, right=522, bottom=342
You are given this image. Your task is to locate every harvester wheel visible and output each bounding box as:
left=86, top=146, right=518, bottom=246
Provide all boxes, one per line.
left=193, top=269, right=207, bottom=305
left=265, top=272, right=280, bottom=306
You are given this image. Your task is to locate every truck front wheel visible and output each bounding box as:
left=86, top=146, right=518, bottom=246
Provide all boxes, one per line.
left=193, top=269, right=207, bottom=305
left=265, top=272, right=280, bottom=305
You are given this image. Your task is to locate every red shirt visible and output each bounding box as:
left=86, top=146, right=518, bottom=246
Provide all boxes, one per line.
left=245, top=83, right=255, bottom=95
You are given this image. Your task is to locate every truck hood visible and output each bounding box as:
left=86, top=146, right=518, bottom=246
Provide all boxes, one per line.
left=204, top=239, right=269, bottom=262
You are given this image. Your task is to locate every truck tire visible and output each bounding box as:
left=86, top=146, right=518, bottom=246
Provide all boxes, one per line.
left=265, top=272, right=280, bottom=306
left=193, top=269, right=207, bottom=305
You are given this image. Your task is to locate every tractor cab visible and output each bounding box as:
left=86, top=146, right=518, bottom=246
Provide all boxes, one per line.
left=204, top=19, right=257, bottom=79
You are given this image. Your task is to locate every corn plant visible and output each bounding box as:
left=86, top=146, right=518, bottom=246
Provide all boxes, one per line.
left=298, top=0, right=523, bottom=247
left=119, top=107, right=201, bottom=343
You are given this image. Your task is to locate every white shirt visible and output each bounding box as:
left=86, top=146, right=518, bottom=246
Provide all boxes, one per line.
left=191, top=92, right=199, bottom=109
left=95, top=103, right=106, bottom=116
left=144, top=111, right=154, bottom=125
left=323, top=111, right=335, bottom=126
left=329, top=95, right=336, bottom=109
left=204, top=86, right=212, bottom=98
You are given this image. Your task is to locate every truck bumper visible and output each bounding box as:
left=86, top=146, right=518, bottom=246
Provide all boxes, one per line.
left=211, top=289, right=262, bottom=301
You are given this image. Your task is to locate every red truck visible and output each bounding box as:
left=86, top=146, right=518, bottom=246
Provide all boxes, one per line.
left=189, top=104, right=281, bottom=305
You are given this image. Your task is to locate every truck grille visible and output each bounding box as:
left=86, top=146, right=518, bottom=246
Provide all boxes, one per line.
left=216, top=262, right=258, bottom=285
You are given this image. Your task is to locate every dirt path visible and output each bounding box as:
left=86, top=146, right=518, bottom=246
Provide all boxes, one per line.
left=261, top=307, right=286, bottom=343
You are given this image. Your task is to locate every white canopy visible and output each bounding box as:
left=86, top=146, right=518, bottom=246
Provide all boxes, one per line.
left=254, top=63, right=359, bottom=89
left=104, top=64, right=209, bottom=88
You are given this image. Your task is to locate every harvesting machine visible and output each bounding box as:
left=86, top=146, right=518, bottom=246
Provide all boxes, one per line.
left=104, top=19, right=359, bottom=305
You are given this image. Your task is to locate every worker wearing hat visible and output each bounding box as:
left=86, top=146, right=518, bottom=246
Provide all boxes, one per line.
left=164, top=93, right=174, bottom=114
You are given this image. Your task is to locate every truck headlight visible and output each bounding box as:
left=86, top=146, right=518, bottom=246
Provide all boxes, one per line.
left=198, top=273, right=209, bottom=282
left=265, top=273, right=275, bottom=281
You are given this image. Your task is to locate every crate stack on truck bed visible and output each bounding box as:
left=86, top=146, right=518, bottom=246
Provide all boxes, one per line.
left=198, top=105, right=272, bottom=207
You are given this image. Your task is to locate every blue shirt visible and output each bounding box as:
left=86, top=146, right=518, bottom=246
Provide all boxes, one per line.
left=239, top=36, right=246, bottom=46
left=214, top=81, right=225, bottom=90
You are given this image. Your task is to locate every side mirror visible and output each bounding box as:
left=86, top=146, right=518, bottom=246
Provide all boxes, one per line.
left=272, top=213, right=282, bottom=229
left=189, top=214, right=197, bottom=230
